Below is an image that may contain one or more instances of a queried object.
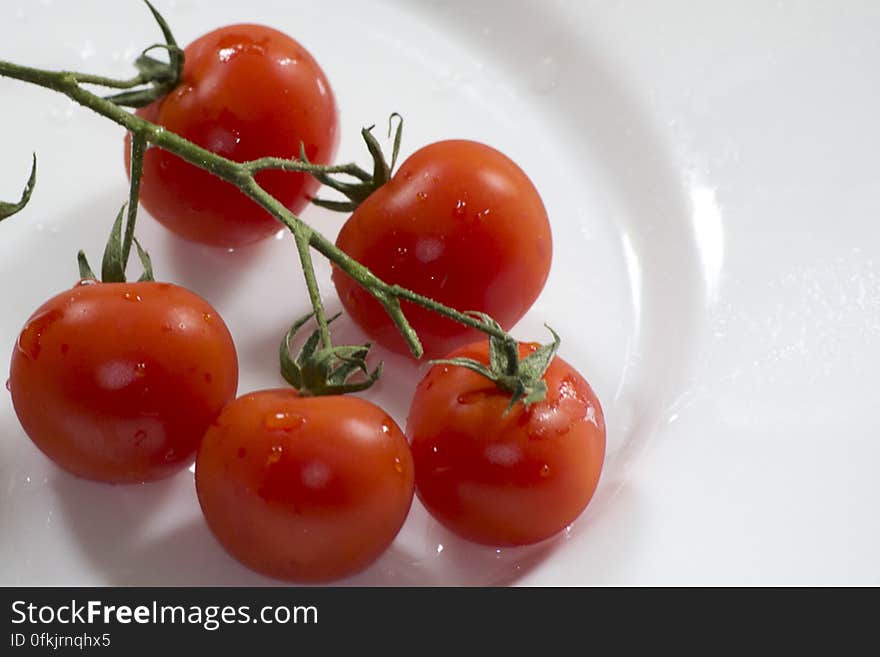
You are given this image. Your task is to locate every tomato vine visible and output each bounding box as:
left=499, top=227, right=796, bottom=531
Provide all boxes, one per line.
left=0, top=0, right=558, bottom=403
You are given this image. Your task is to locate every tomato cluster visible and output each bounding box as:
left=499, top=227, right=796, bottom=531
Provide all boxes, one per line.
left=6, top=21, right=606, bottom=583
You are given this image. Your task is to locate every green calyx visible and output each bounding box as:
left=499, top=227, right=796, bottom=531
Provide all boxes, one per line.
left=433, top=316, right=561, bottom=410
left=101, top=1, right=184, bottom=108
left=0, top=154, right=36, bottom=222
left=78, top=128, right=152, bottom=284
left=308, top=113, right=403, bottom=212
left=280, top=313, right=382, bottom=397
left=77, top=203, right=154, bottom=284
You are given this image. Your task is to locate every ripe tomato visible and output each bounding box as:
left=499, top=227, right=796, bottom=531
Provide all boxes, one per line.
left=127, top=24, right=338, bottom=247
left=8, top=281, right=238, bottom=483
left=195, top=390, right=414, bottom=582
left=406, top=340, right=604, bottom=546
left=333, top=140, right=552, bottom=358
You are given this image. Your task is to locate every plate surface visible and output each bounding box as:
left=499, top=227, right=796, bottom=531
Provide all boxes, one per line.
left=0, top=0, right=877, bottom=585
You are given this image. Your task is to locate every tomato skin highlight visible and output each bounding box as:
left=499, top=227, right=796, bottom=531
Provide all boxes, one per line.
left=127, top=24, right=339, bottom=247
left=406, top=341, right=604, bottom=546
left=195, top=390, right=415, bottom=583
left=333, top=140, right=552, bottom=358
left=8, top=281, right=239, bottom=483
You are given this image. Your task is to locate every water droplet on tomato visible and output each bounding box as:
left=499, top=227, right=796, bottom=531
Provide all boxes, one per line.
left=393, top=457, right=404, bottom=474
left=17, top=308, right=63, bottom=361
left=164, top=448, right=176, bottom=462
left=456, top=388, right=503, bottom=405
left=416, top=191, right=428, bottom=202
left=381, top=422, right=391, bottom=434
left=123, top=291, right=142, bottom=302
left=477, top=208, right=491, bottom=220
left=540, top=464, right=551, bottom=478
left=75, top=278, right=96, bottom=287
left=558, top=376, right=581, bottom=401
left=453, top=199, right=467, bottom=217
left=585, top=405, right=598, bottom=427
left=5, top=379, right=11, bottom=392
left=218, top=46, right=237, bottom=63
left=264, top=411, right=305, bottom=433
left=266, top=445, right=284, bottom=465
left=203, top=312, right=213, bottom=322
left=134, top=362, right=147, bottom=378
left=134, top=430, right=147, bottom=446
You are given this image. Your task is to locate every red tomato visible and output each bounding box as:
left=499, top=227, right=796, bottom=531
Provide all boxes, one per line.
left=333, top=140, right=552, bottom=358
left=127, top=24, right=338, bottom=247
left=406, top=341, right=604, bottom=546
left=8, top=281, right=238, bottom=483
left=195, top=390, right=414, bottom=582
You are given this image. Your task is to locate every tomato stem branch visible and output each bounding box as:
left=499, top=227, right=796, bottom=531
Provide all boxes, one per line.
left=123, top=133, right=147, bottom=268
left=295, top=230, right=332, bottom=349
left=66, top=71, right=149, bottom=89
left=0, top=58, right=512, bottom=360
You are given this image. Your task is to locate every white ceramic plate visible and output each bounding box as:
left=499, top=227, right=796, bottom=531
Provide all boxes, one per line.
left=1, top=0, right=878, bottom=586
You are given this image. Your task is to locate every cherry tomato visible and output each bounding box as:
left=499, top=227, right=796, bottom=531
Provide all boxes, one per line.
left=195, top=390, right=414, bottom=582
left=406, top=340, right=604, bottom=546
left=127, top=24, right=338, bottom=247
left=8, top=281, right=238, bottom=483
left=333, top=140, right=552, bottom=358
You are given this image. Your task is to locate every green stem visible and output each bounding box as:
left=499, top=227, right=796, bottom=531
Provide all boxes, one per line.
left=244, top=156, right=370, bottom=179
left=0, top=58, right=511, bottom=358
left=66, top=71, right=148, bottom=89
left=123, top=133, right=147, bottom=267
left=290, top=227, right=332, bottom=349
left=237, top=178, right=340, bottom=348
left=296, top=232, right=332, bottom=349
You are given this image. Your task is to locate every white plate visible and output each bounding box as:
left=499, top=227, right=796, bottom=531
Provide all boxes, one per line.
left=1, top=0, right=878, bottom=586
